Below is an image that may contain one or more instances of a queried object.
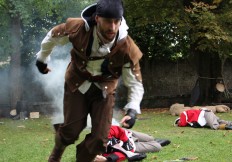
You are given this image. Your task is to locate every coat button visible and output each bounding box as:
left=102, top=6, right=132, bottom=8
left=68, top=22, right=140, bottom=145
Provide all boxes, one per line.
left=75, top=83, right=79, bottom=86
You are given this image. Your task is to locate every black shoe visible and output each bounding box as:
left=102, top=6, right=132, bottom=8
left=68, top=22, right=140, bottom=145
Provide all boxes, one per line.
left=155, top=138, right=171, bottom=147
left=12, top=114, right=20, bottom=120
left=225, top=124, right=232, bottom=130
left=128, top=153, right=147, bottom=162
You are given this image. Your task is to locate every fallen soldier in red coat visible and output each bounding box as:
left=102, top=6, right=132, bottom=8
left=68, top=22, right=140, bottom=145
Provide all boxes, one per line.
left=174, top=108, right=232, bottom=130
left=94, top=125, right=171, bottom=162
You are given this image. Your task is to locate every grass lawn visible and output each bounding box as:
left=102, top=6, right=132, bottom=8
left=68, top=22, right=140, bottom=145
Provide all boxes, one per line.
left=0, top=109, right=232, bottom=162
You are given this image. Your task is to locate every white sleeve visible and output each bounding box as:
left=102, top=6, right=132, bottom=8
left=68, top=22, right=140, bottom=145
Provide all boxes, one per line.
left=122, top=63, right=144, bottom=114
left=36, top=30, right=69, bottom=63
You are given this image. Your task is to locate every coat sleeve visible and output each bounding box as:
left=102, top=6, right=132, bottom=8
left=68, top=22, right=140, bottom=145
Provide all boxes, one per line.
left=103, top=152, right=127, bottom=162
left=109, top=126, right=129, bottom=142
left=121, top=37, right=144, bottom=114
left=178, top=112, right=188, bottom=127
left=36, top=24, right=69, bottom=62
left=122, top=63, right=144, bottom=114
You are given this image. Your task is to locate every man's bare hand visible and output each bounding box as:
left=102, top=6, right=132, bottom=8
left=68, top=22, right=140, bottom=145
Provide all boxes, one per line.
left=94, top=155, right=107, bottom=162
left=44, top=67, right=51, bottom=73
left=120, top=115, right=131, bottom=128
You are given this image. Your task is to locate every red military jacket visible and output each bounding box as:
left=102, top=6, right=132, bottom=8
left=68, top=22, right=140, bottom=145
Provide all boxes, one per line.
left=103, top=125, right=135, bottom=162
left=178, top=109, right=206, bottom=127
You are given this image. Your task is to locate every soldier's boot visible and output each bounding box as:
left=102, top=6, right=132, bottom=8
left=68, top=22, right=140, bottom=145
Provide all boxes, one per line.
left=225, top=124, right=232, bottom=130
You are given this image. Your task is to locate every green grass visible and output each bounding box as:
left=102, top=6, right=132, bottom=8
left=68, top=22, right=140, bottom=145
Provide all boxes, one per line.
left=0, top=110, right=232, bottom=162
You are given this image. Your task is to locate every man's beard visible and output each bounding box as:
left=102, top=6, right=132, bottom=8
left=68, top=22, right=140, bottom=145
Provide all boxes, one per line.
left=97, top=27, right=115, bottom=43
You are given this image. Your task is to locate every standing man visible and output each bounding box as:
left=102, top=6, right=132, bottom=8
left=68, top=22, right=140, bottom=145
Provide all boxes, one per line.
left=35, top=0, right=144, bottom=161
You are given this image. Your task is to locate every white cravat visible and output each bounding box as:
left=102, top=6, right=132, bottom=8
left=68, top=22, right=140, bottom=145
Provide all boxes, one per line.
left=78, top=27, right=115, bottom=94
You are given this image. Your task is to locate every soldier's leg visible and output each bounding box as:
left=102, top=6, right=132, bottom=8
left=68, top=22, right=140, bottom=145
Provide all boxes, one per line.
left=130, top=130, right=162, bottom=153
left=204, top=111, right=220, bottom=129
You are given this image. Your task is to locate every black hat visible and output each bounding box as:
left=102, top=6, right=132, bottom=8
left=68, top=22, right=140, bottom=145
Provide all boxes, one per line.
left=96, top=0, right=124, bottom=19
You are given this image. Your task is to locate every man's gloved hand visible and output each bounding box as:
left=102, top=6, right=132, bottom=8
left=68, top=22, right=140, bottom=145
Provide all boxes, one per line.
left=36, top=60, right=50, bottom=74
left=106, top=137, right=120, bottom=153
left=108, top=137, right=120, bottom=146
left=122, top=139, right=133, bottom=151
left=122, top=109, right=137, bottom=129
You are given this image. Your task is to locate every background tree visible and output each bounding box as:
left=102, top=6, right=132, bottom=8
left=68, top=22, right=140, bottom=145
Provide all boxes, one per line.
left=0, top=0, right=95, bottom=110
left=123, top=0, right=232, bottom=105
left=184, top=1, right=232, bottom=105
left=1, top=0, right=232, bottom=110
left=123, top=0, right=191, bottom=99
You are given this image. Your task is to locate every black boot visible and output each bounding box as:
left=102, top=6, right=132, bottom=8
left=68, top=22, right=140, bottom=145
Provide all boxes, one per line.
left=48, top=134, right=66, bottom=162
left=154, top=138, right=171, bottom=147
left=225, top=124, right=232, bottom=130
left=128, top=153, right=147, bottom=162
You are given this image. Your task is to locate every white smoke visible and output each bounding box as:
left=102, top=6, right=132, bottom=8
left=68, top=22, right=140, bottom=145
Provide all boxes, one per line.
left=34, top=45, right=70, bottom=125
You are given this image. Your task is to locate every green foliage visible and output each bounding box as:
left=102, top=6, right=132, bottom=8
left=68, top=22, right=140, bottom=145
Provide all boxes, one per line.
left=129, top=22, right=190, bottom=61
left=124, top=0, right=190, bottom=61
left=123, top=0, right=187, bottom=26
left=0, top=0, right=232, bottom=70
left=185, top=1, right=232, bottom=58
left=124, top=0, right=232, bottom=61
left=0, top=0, right=95, bottom=65
left=0, top=2, right=10, bottom=63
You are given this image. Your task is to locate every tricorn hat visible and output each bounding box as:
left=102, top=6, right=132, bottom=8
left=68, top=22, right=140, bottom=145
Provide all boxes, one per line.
left=96, top=0, right=124, bottom=19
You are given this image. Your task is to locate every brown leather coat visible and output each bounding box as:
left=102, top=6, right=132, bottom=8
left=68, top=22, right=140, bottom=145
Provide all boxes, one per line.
left=51, top=18, right=143, bottom=94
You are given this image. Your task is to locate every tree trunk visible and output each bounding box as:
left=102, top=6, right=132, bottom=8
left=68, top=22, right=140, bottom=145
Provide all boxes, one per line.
left=193, top=50, right=222, bottom=105
left=9, top=15, right=22, bottom=110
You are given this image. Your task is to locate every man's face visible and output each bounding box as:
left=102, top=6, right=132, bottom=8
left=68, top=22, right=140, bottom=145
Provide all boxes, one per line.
left=95, top=15, right=121, bottom=42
